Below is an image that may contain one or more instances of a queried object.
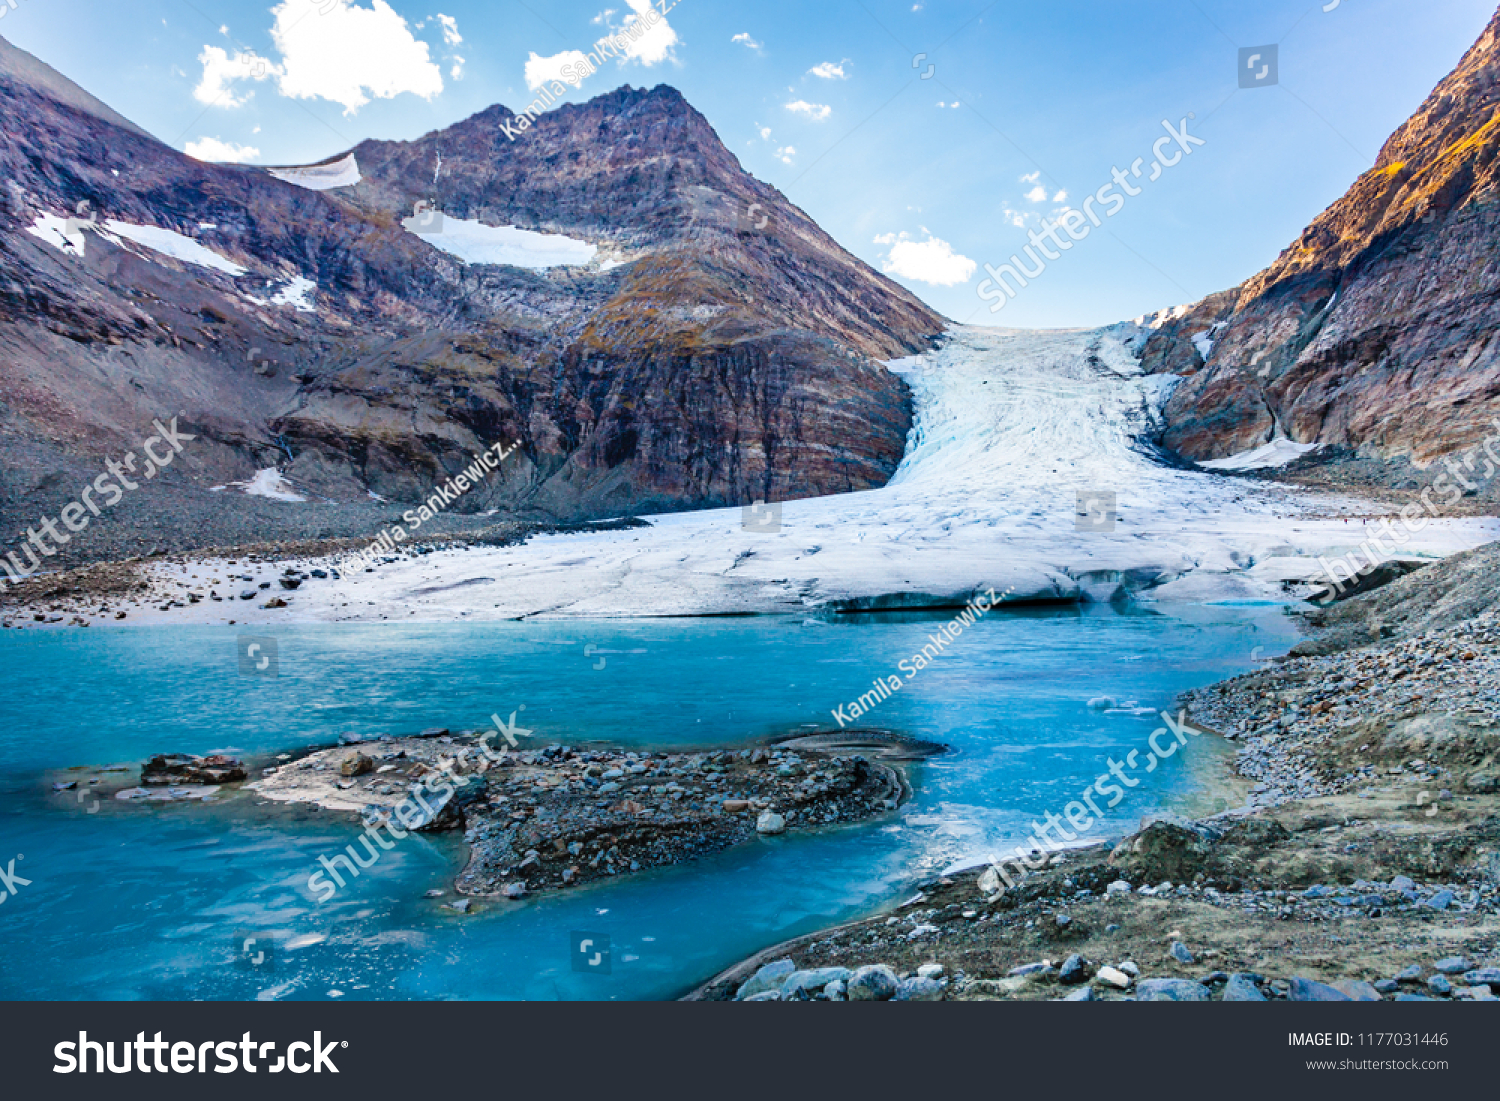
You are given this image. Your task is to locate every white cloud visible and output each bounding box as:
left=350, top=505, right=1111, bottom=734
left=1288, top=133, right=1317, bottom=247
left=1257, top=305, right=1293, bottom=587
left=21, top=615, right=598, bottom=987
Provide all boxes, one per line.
left=593, top=0, right=679, bottom=67
left=268, top=0, right=443, bottom=115
left=1052, top=189, right=1068, bottom=202
left=733, top=33, right=763, bottom=50
left=525, top=50, right=589, bottom=91
left=593, top=9, right=616, bottom=24
left=775, top=145, right=796, bottom=164
left=1020, top=171, right=1040, bottom=184
left=785, top=99, right=831, bottom=121
left=184, top=137, right=260, bottom=163
left=434, top=13, right=462, bottom=47
left=875, top=230, right=976, bottom=286
left=1023, top=184, right=1048, bottom=202
left=451, top=57, right=465, bottom=80
left=193, top=46, right=278, bottom=108
left=808, top=59, right=849, bottom=80
left=936, top=100, right=959, bottom=108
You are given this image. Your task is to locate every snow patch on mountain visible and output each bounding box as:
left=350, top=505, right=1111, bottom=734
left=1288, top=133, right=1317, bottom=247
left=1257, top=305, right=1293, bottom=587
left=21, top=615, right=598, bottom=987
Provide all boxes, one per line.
left=406, top=217, right=597, bottom=268
left=267, top=154, right=362, bottom=191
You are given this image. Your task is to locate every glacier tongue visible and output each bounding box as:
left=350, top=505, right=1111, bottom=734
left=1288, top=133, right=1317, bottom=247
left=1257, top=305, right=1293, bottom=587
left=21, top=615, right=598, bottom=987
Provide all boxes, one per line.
left=280, top=324, right=1500, bottom=622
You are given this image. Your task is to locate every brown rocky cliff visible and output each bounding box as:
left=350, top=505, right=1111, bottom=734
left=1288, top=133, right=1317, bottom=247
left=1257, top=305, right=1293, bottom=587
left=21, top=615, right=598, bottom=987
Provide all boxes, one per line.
left=1148, top=6, right=1500, bottom=468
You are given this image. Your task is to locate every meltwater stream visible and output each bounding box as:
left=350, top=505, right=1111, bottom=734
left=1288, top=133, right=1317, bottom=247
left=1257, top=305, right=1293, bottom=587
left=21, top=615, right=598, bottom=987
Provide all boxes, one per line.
left=0, top=605, right=1297, bottom=1000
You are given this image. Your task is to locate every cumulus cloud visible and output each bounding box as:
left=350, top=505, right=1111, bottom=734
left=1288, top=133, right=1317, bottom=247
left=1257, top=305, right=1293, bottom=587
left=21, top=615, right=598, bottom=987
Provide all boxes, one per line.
left=785, top=99, right=831, bottom=121
left=936, top=100, right=960, bottom=108
left=874, top=230, right=976, bottom=287
left=756, top=123, right=772, bottom=140
left=733, top=32, right=763, bottom=50
left=775, top=145, right=796, bottom=164
left=1023, top=184, right=1048, bottom=202
left=268, top=0, right=443, bottom=114
left=1020, top=171, right=1040, bottom=183
left=525, top=50, right=590, bottom=91
left=193, top=46, right=278, bottom=107
left=1052, top=189, right=1068, bottom=202
left=808, top=59, right=849, bottom=79
left=184, top=137, right=260, bottom=163
left=434, top=13, right=462, bottom=46
left=593, top=0, right=679, bottom=67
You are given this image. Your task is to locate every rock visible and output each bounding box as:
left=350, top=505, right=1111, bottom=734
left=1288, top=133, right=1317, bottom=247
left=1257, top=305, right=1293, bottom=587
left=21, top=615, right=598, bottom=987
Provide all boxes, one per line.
left=423, top=889, right=445, bottom=898
left=1095, top=966, right=1132, bottom=990
left=847, top=964, right=900, bottom=1001
left=1423, top=889, right=1455, bottom=910
left=1289, top=978, right=1351, bottom=1002
left=824, top=980, right=846, bottom=1001
left=1007, top=962, right=1054, bottom=978
left=340, top=753, right=375, bottom=778
left=261, top=597, right=288, bottom=609
left=1373, top=979, right=1400, bottom=994
left=1389, top=875, right=1416, bottom=892
left=1058, top=954, right=1090, bottom=984
left=1061, top=986, right=1095, bottom=1001
left=977, top=866, right=1002, bottom=895
left=1108, top=821, right=1213, bottom=883
left=1222, top=974, right=1266, bottom=1001
left=278, top=577, right=301, bottom=589
left=1428, top=975, right=1453, bottom=996
left=1302, top=884, right=1330, bottom=899
left=501, top=882, right=527, bottom=900
left=722, top=799, right=751, bottom=812
left=1463, top=770, right=1499, bottom=794
left=917, top=963, right=944, bottom=980
left=1106, top=880, right=1132, bottom=895
left=1118, top=960, right=1140, bottom=977
left=737, top=958, right=796, bottom=1000
left=1135, top=978, right=1211, bottom=1002
left=756, top=810, right=786, bottom=835
left=742, top=991, right=782, bottom=1002
left=1395, top=993, right=1435, bottom=1001
left=1086, top=697, right=1115, bottom=710
left=1332, top=979, right=1381, bottom=1002
left=239, top=590, right=256, bottom=600
left=142, top=753, right=247, bottom=785
left=1055, top=913, right=1073, bottom=929
left=1394, top=964, right=1424, bottom=982
left=1435, top=956, right=1473, bottom=974
left=781, top=967, right=852, bottom=999
left=448, top=899, right=471, bottom=913
left=1460, top=968, right=1500, bottom=990
left=1170, top=942, right=1195, bottom=965
left=418, top=727, right=450, bottom=739
left=895, top=976, right=946, bottom=1001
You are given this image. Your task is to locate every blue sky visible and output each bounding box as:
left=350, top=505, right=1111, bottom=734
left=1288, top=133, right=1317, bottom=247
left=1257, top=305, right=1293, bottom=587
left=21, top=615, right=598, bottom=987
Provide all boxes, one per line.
left=3, top=0, right=1495, bottom=327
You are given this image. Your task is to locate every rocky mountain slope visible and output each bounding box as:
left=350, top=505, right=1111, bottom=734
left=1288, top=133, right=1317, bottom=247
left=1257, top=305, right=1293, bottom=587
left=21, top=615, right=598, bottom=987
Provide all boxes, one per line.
left=1144, top=6, right=1500, bottom=482
left=0, top=36, right=943, bottom=567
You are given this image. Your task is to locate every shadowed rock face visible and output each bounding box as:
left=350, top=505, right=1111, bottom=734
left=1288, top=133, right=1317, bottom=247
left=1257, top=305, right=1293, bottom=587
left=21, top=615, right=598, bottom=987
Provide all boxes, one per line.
left=1145, top=7, right=1500, bottom=468
left=0, top=40, right=943, bottom=553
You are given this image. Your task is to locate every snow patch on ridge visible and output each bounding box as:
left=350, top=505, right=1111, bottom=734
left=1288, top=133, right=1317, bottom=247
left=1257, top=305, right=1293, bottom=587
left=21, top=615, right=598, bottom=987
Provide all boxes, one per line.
left=407, top=217, right=597, bottom=269
left=1199, top=438, right=1321, bottom=472
left=267, top=154, right=362, bottom=191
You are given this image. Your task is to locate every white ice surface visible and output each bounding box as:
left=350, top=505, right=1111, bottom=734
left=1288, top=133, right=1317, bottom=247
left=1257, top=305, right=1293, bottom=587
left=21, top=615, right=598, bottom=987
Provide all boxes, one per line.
left=406, top=217, right=598, bottom=268
left=101, top=220, right=247, bottom=275
left=26, top=213, right=247, bottom=276
left=1200, top=438, right=1321, bottom=471
left=166, top=323, right=1488, bottom=627
left=211, top=468, right=306, bottom=503
left=267, top=154, right=362, bottom=191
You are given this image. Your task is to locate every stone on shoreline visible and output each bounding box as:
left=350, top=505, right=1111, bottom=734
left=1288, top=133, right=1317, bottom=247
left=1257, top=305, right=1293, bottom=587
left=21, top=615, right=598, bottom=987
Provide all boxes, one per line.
left=142, top=753, right=247, bottom=786
left=756, top=810, right=786, bottom=835
left=1222, top=974, right=1266, bottom=1001
left=1289, top=977, right=1351, bottom=1002
left=1135, top=978, right=1210, bottom=1001
left=847, top=965, right=899, bottom=1001
left=737, top=958, right=796, bottom=1000
left=895, top=976, right=945, bottom=1001
left=782, top=967, right=851, bottom=999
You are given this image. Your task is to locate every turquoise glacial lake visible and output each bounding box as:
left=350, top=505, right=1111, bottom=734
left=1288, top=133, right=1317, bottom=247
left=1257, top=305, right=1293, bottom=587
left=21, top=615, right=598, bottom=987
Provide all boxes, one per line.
left=0, top=604, right=1298, bottom=1000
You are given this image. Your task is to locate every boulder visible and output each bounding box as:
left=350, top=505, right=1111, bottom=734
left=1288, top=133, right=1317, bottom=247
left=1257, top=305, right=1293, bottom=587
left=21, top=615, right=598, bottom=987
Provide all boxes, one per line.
left=847, top=964, right=900, bottom=1001
left=1289, top=977, right=1351, bottom=1002
left=1135, top=978, right=1211, bottom=1002
left=1058, top=954, right=1091, bottom=985
left=1332, top=979, right=1381, bottom=1002
left=340, top=752, right=375, bottom=778
left=1460, top=968, right=1500, bottom=990
left=781, top=967, right=852, bottom=999
left=895, top=976, right=945, bottom=1001
left=142, top=753, right=247, bottom=786
left=737, top=958, right=796, bottom=1000
left=1222, top=974, right=1266, bottom=1001
left=756, top=810, right=786, bottom=835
